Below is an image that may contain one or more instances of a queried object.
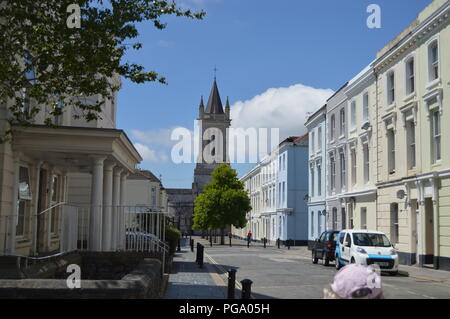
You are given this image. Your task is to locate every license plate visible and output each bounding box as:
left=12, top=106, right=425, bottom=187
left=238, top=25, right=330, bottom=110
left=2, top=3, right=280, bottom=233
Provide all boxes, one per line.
left=376, top=262, right=389, bottom=267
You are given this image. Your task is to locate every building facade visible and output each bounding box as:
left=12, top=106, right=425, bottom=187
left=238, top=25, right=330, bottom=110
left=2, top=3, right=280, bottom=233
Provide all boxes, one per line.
left=305, top=0, right=450, bottom=270
left=343, top=63, right=378, bottom=233
left=325, top=84, right=349, bottom=232
left=236, top=135, right=309, bottom=245
left=0, top=74, right=142, bottom=256
left=305, top=105, right=327, bottom=246
left=374, top=0, right=450, bottom=269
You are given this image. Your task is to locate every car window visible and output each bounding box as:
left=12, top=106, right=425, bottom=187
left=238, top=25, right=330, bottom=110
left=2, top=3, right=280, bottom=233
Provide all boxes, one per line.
left=339, top=232, right=346, bottom=244
left=331, top=232, right=339, bottom=242
left=319, top=232, right=326, bottom=242
left=345, top=233, right=351, bottom=246
left=352, top=233, right=391, bottom=247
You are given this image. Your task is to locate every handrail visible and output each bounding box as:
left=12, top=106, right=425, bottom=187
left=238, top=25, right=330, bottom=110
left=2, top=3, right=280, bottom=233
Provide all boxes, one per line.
left=36, top=202, right=67, bottom=216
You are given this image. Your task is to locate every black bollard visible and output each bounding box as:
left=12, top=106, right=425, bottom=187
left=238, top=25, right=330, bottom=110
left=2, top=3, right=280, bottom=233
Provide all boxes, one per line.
left=210, top=234, right=213, bottom=247
left=229, top=236, right=232, bottom=247
left=277, top=238, right=280, bottom=249
left=177, top=238, right=181, bottom=252
left=241, top=279, right=253, bottom=299
left=287, top=239, right=291, bottom=250
left=227, top=269, right=237, bottom=299
left=196, top=242, right=201, bottom=263
left=263, top=238, right=267, bottom=248
left=198, top=244, right=204, bottom=268
left=190, top=239, right=194, bottom=252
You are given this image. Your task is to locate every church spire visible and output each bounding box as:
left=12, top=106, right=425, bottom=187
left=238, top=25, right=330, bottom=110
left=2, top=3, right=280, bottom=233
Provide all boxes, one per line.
left=225, top=96, right=230, bottom=118
left=205, top=79, right=224, bottom=114
left=199, top=95, right=204, bottom=116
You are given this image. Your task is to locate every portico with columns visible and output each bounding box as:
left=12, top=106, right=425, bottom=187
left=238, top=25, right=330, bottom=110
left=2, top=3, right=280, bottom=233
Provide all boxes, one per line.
left=0, top=125, right=141, bottom=256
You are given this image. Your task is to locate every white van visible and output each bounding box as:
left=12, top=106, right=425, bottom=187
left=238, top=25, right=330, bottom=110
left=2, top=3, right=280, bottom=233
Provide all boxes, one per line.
left=335, top=229, right=399, bottom=275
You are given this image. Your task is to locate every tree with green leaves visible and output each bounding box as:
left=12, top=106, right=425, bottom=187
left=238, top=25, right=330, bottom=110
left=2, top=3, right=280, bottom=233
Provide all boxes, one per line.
left=0, top=1, right=205, bottom=140
left=193, top=163, right=251, bottom=245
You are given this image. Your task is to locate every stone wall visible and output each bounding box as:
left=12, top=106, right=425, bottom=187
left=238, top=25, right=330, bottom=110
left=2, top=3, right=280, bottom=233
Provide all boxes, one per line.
left=0, top=252, right=166, bottom=298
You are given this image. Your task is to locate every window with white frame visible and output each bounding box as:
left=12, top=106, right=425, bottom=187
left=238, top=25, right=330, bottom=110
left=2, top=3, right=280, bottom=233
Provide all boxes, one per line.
left=351, top=148, right=357, bottom=186
left=17, top=166, right=32, bottom=238
left=332, top=208, right=338, bottom=230
left=340, top=108, right=346, bottom=136
left=311, top=211, right=314, bottom=238
left=432, top=110, right=441, bottom=163
left=311, top=131, right=315, bottom=153
left=387, top=71, right=395, bottom=106
left=310, top=164, right=315, bottom=198
left=318, top=126, right=322, bottom=151
left=363, top=92, right=369, bottom=123
left=330, top=154, right=336, bottom=192
left=317, top=162, right=322, bottom=197
left=330, top=154, right=336, bottom=191
left=407, top=120, right=416, bottom=169
left=330, top=115, right=336, bottom=140
left=387, top=129, right=396, bottom=174
left=350, top=101, right=356, bottom=130
left=340, top=151, right=346, bottom=190
left=428, top=40, right=439, bottom=82
left=405, top=58, right=415, bottom=95
left=390, top=203, right=399, bottom=244
left=361, top=207, right=367, bottom=229
left=363, top=143, right=370, bottom=184
left=282, top=181, right=286, bottom=205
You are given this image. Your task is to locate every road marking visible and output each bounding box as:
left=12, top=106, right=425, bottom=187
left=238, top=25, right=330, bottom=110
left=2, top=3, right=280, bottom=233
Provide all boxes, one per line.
left=205, top=253, right=244, bottom=291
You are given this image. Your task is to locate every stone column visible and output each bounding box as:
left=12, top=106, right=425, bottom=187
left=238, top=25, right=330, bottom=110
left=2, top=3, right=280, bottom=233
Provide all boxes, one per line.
left=7, top=152, right=22, bottom=254
left=111, top=167, right=123, bottom=251
left=89, top=156, right=106, bottom=251
left=102, top=162, right=115, bottom=251
left=30, top=161, right=43, bottom=256
left=117, top=172, right=128, bottom=250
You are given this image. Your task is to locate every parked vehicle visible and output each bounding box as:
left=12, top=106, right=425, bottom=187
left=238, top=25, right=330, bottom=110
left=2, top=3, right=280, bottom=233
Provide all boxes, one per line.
left=335, top=229, right=399, bottom=275
left=311, top=230, right=340, bottom=266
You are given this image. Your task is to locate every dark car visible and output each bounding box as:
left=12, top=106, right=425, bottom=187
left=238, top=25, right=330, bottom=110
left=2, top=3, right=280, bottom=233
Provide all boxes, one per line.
left=311, top=230, right=340, bottom=266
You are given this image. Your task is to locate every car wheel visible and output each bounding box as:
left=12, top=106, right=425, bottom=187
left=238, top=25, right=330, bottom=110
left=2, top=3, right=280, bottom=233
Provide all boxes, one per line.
left=335, top=256, right=342, bottom=270
left=312, top=251, right=318, bottom=264
left=350, top=257, right=355, bottom=264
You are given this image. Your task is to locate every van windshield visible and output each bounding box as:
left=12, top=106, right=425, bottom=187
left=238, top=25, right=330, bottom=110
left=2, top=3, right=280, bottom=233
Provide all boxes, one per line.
left=352, top=233, right=391, bottom=247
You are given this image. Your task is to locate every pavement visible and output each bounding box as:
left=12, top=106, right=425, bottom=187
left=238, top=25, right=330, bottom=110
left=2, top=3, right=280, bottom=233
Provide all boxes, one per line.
left=165, top=236, right=450, bottom=299
left=165, top=239, right=227, bottom=299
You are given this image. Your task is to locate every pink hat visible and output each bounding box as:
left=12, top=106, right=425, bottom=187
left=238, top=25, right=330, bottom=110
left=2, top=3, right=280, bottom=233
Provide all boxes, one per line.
left=331, top=264, right=382, bottom=299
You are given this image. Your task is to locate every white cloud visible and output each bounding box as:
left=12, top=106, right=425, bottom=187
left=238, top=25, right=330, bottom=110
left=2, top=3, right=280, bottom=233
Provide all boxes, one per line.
left=134, top=143, right=169, bottom=163
left=230, top=84, right=334, bottom=141
left=132, top=128, right=177, bottom=147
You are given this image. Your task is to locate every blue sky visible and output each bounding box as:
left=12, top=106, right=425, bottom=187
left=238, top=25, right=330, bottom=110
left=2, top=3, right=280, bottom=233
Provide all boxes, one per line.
left=117, top=0, right=432, bottom=189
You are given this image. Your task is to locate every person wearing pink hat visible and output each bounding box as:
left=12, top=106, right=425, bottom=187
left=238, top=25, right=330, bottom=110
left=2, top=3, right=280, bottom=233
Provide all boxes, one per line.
left=323, top=264, right=384, bottom=299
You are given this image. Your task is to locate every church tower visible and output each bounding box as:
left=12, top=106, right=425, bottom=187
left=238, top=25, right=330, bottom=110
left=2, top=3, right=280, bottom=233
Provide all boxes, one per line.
left=192, top=79, right=231, bottom=195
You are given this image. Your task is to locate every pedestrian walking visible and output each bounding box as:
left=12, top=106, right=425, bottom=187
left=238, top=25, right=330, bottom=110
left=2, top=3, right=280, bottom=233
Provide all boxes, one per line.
left=323, top=264, right=383, bottom=299
left=246, top=231, right=252, bottom=247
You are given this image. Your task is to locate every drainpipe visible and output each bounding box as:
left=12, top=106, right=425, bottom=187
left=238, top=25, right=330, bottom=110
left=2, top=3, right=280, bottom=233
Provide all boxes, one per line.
left=431, top=176, right=440, bottom=269
left=374, top=69, right=379, bottom=231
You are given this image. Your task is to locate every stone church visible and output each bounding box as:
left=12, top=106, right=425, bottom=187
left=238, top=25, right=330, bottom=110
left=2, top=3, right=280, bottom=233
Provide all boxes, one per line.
left=166, top=79, right=231, bottom=235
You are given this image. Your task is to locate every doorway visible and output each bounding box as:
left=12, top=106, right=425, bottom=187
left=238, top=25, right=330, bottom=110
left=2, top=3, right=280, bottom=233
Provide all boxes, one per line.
left=423, top=198, right=434, bottom=266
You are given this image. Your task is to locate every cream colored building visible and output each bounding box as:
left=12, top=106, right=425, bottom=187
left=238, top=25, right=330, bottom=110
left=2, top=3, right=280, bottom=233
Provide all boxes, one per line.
left=374, top=0, right=450, bottom=269
left=126, top=169, right=168, bottom=212
left=0, top=74, right=142, bottom=257
left=343, top=63, right=378, bottom=232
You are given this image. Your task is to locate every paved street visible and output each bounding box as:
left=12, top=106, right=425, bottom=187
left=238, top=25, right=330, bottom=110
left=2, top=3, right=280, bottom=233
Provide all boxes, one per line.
left=178, top=236, right=450, bottom=299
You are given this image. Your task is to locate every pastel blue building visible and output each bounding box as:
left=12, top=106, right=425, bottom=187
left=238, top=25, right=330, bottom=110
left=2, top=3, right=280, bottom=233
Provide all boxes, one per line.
left=305, top=105, right=328, bottom=247
left=275, top=135, right=309, bottom=245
